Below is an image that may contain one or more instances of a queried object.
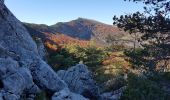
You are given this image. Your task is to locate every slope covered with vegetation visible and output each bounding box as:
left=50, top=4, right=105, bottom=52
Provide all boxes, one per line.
left=24, top=18, right=138, bottom=47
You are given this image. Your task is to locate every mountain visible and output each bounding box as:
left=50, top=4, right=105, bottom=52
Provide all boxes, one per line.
left=24, top=18, right=133, bottom=46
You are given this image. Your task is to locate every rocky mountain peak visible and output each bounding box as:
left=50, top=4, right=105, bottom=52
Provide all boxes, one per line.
left=24, top=17, right=127, bottom=45
left=73, top=17, right=101, bottom=23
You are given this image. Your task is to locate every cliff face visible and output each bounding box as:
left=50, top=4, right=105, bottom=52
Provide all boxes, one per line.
left=0, top=1, right=87, bottom=100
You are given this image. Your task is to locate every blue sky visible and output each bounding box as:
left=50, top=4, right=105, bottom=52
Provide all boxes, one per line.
left=5, top=0, right=144, bottom=25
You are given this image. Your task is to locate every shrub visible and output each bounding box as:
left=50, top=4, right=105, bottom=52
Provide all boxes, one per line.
left=66, top=44, right=108, bottom=70
left=106, top=44, right=125, bottom=52
left=101, top=76, right=126, bottom=93
left=48, top=48, right=78, bottom=70
left=124, top=48, right=152, bottom=70
left=35, top=91, right=49, bottom=100
left=121, top=73, right=167, bottom=100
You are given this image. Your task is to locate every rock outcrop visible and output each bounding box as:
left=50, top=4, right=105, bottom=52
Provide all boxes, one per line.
left=0, top=1, right=86, bottom=100
left=36, top=38, right=48, bottom=61
left=0, top=57, right=40, bottom=100
left=100, top=86, right=126, bottom=100
left=52, top=88, right=88, bottom=100
left=57, top=64, right=100, bottom=99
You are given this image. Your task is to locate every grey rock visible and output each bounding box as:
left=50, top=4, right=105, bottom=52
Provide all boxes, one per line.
left=30, top=60, right=68, bottom=92
left=36, top=38, right=48, bottom=61
left=100, top=86, right=126, bottom=100
left=0, top=93, right=3, bottom=100
left=57, top=64, right=100, bottom=99
left=0, top=58, right=40, bottom=98
left=0, top=57, right=18, bottom=79
left=0, top=90, right=20, bottom=100
left=0, top=0, right=4, bottom=9
left=101, top=92, right=120, bottom=100
left=3, top=68, right=28, bottom=95
left=0, top=0, right=3, bottom=3
left=52, top=88, right=88, bottom=100
left=2, top=92, right=19, bottom=100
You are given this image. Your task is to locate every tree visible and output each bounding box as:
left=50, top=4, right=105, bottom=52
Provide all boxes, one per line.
left=121, top=73, right=168, bottom=100
left=69, top=44, right=107, bottom=70
left=105, top=34, right=117, bottom=44
left=47, top=46, right=78, bottom=70
left=113, top=0, right=170, bottom=71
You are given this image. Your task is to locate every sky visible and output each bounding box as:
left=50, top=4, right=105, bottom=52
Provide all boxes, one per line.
left=5, top=0, right=144, bottom=25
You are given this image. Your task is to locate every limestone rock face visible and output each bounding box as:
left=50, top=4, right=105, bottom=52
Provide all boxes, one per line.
left=57, top=64, right=100, bottom=99
left=0, top=57, right=40, bottom=99
left=36, top=38, right=48, bottom=61
left=30, top=60, right=68, bottom=92
left=0, top=1, right=84, bottom=100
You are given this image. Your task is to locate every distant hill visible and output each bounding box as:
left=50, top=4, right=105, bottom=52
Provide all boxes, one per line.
left=24, top=18, right=136, bottom=47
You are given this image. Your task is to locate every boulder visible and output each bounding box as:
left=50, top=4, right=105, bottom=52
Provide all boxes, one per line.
left=0, top=57, right=18, bottom=79
left=52, top=88, right=88, bottom=100
left=0, top=90, right=19, bottom=100
left=30, top=60, right=68, bottom=92
left=100, top=86, right=126, bottom=100
left=0, top=57, right=40, bottom=100
left=57, top=64, right=100, bottom=99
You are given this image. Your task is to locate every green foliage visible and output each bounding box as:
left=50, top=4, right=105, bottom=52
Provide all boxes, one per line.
left=77, top=46, right=106, bottom=67
left=48, top=48, right=78, bottom=70
left=67, top=44, right=108, bottom=70
left=105, top=34, right=116, bottom=44
left=101, top=76, right=126, bottom=93
left=121, top=73, right=168, bottom=100
left=35, top=91, right=49, bottom=100
left=47, top=43, right=108, bottom=71
left=113, top=0, right=170, bottom=71
left=162, top=72, right=170, bottom=80
left=106, top=44, right=125, bottom=52
left=124, top=48, right=156, bottom=71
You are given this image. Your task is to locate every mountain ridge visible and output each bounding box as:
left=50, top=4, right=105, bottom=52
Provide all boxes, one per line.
left=24, top=17, right=133, bottom=46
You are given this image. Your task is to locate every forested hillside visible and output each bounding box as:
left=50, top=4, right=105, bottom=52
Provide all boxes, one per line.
left=24, top=18, right=139, bottom=47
